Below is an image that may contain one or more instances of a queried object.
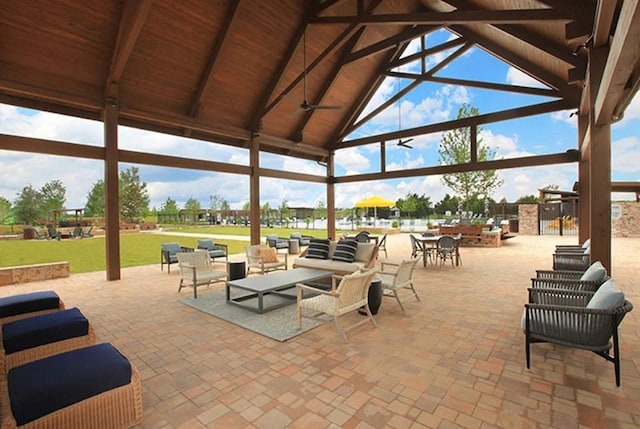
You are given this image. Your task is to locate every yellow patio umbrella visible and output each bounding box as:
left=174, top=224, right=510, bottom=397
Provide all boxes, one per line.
left=354, top=196, right=395, bottom=227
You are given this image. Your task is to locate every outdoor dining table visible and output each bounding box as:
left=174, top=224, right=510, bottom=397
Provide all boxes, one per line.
left=413, top=234, right=461, bottom=267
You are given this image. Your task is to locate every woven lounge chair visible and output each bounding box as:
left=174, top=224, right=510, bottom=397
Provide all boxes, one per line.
left=0, top=291, right=65, bottom=327
left=245, top=245, right=288, bottom=275
left=1, top=343, right=142, bottom=428
left=377, top=258, right=420, bottom=310
left=524, top=280, right=633, bottom=387
left=197, top=239, right=228, bottom=263
left=530, top=261, right=609, bottom=294
left=296, top=269, right=377, bottom=343
left=177, top=251, right=227, bottom=299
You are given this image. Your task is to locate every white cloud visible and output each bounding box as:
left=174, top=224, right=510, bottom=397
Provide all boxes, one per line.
left=387, top=153, right=425, bottom=171
left=334, top=147, right=370, bottom=173
left=550, top=110, right=578, bottom=127
left=505, top=67, right=547, bottom=89
left=612, top=136, right=640, bottom=173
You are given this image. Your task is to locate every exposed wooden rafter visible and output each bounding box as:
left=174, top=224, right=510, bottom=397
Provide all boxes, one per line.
left=105, top=0, right=155, bottom=98
left=339, top=99, right=574, bottom=148
left=309, top=9, right=574, bottom=25
left=343, top=25, right=437, bottom=64
left=189, top=0, right=241, bottom=118
left=334, top=151, right=580, bottom=183
left=388, top=37, right=466, bottom=70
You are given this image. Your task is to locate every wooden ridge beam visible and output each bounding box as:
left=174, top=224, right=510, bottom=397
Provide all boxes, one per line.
left=189, top=0, right=241, bottom=118
left=344, top=25, right=436, bottom=64
left=106, top=0, right=154, bottom=98
left=334, top=151, right=580, bottom=183
left=339, top=99, right=574, bottom=148
left=309, top=9, right=574, bottom=25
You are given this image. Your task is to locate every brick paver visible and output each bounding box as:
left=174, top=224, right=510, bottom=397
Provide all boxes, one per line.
left=2, top=234, right=638, bottom=428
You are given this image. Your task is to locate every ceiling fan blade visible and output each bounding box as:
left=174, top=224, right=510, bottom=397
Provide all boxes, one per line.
left=397, top=138, right=414, bottom=148
left=308, top=104, right=342, bottom=110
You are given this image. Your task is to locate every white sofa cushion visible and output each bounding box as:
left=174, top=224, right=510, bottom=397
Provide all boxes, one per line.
left=354, top=242, right=375, bottom=263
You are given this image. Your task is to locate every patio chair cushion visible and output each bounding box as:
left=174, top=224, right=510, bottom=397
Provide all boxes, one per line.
left=580, top=261, right=607, bottom=282
left=258, top=247, right=278, bottom=263
left=0, top=291, right=60, bottom=319
left=306, top=238, right=330, bottom=259
left=7, top=343, right=132, bottom=426
left=586, top=279, right=625, bottom=310
left=354, top=242, right=375, bottom=263
left=2, top=308, right=89, bottom=355
left=332, top=240, right=358, bottom=263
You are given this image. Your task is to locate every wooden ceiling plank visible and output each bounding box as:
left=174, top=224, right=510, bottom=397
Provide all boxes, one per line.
left=334, top=151, right=579, bottom=183
left=249, top=22, right=307, bottom=132
left=385, top=73, right=559, bottom=97
left=449, top=25, right=577, bottom=97
left=106, top=0, right=154, bottom=97
left=344, top=25, right=436, bottom=64
left=594, top=0, right=640, bottom=124
left=390, top=37, right=466, bottom=70
left=349, top=80, right=422, bottom=134
left=309, top=9, right=574, bottom=25
left=291, top=27, right=365, bottom=141
left=189, top=0, right=241, bottom=118
left=339, top=99, right=574, bottom=148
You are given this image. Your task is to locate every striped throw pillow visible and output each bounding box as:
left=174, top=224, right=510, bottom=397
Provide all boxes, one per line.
left=332, top=240, right=358, bottom=263
left=306, top=238, right=330, bottom=259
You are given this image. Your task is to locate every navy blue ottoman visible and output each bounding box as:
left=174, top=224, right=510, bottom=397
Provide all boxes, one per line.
left=3, top=343, right=142, bottom=428
left=1, top=307, right=95, bottom=374
left=0, top=291, right=64, bottom=325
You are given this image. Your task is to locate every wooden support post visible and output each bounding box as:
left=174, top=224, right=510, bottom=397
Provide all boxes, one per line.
left=327, top=152, right=336, bottom=241
left=103, top=99, right=121, bottom=280
left=577, top=114, right=590, bottom=243
left=470, top=125, right=477, bottom=163
left=249, top=137, right=261, bottom=245
left=588, top=46, right=612, bottom=273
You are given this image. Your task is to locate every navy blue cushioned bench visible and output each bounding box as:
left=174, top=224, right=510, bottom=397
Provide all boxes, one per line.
left=0, top=291, right=64, bottom=325
left=3, top=343, right=142, bottom=427
left=1, top=307, right=95, bottom=375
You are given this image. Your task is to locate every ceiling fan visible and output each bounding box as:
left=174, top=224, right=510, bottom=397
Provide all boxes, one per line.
left=288, top=30, right=341, bottom=112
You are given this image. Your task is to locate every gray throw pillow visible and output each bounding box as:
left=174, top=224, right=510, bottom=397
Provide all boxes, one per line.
left=580, top=261, right=607, bottom=282
left=586, top=279, right=625, bottom=310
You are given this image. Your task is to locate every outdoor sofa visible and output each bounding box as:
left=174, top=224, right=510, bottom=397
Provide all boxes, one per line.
left=293, top=238, right=378, bottom=276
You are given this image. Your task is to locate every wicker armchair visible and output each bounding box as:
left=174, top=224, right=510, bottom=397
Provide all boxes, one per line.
left=296, top=269, right=377, bottom=343
left=524, top=286, right=633, bottom=387
left=531, top=261, right=609, bottom=293
left=377, top=259, right=420, bottom=310
left=177, top=251, right=227, bottom=298
left=552, top=251, right=590, bottom=271
left=245, top=245, right=288, bottom=275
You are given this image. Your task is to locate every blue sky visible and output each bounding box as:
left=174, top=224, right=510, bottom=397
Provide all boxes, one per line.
left=1, top=29, right=639, bottom=212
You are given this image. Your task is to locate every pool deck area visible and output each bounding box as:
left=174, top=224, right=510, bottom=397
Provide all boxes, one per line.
left=1, top=233, right=639, bottom=428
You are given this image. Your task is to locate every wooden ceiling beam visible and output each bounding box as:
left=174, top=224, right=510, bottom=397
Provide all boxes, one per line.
left=389, top=37, right=466, bottom=70
left=330, top=45, right=406, bottom=144
left=385, top=72, right=559, bottom=97
left=189, top=0, right=241, bottom=118
left=259, top=134, right=330, bottom=158
left=105, top=0, right=154, bottom=98
left=309, top=9, right=574, bottom=25
left=348, top=80, right=422, bottom=135
left=533, top=0, right=595, bottom=40
left=290, top=27, right=365, bottom=143
left=594, top=0, right=640, bottom=125
left=334, top=151, right=580, bottom=183
left=0, top=134, right=104, bottom=160
left=423, top=42, right=473, bottom=76
left=593, top=0, right=618, bottom=47
left=449, top=25, right=577, bottom=98
left=344, top=25, right=436, bottom=64
left=259, top=167, right=326, bottom=184
left=339, top=99, right=574, bottom=148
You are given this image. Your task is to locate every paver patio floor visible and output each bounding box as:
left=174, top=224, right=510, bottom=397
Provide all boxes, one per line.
left=2, top=234, right=638, bottom=428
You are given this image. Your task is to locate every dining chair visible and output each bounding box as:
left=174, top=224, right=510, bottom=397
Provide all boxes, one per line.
left=436, top=236, right=456, bottom=267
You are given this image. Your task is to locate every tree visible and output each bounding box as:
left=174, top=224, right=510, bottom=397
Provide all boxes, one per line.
left=119, top=167, right=150, bottom=223
left=278, top=199, right=289, bottom=222
left=396, top=194, right=418, bottom=218
left=13, top=185, right=42, bottom=225
left=40, top=180, right=66, bottom=220
left=242, top=201, right=250, bottom=212
left=434, top=194, right=460, bottom=215
left=315, top=199, right=327, bottom=219
left=184, top=197, right=201, bottom=222
left=515, top=195, right=540, bottom=204
left=209, top=194, right=228, bottom=211
left=161, top=197, right=180, bottom=214
left=84, top=180, right=105, bottom=217
left=438, top=104, right=503, bottom=217
left=0, top=197, right=11, bottom=222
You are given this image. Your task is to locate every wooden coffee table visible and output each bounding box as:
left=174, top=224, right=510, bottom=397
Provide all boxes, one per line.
left=226, top=268, right=332, bottom=314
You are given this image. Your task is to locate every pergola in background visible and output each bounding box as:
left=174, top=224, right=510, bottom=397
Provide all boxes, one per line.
left=1, top=1, right=639, bottom=279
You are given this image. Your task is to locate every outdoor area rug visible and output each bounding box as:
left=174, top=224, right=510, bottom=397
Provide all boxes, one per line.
left=179, top=288, right=331, bottom=341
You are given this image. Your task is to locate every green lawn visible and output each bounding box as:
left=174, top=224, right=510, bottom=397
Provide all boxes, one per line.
left=162, top=225, right=334, bottom=238
left=0, top=234, right=247, bottom=274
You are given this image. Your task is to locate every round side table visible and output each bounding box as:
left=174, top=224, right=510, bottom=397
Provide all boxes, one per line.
left=288, top=239, right=300, bottom=254
left=359, top=279, right=382, bottom=315
left=227, top=261, right=246, bottom=281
